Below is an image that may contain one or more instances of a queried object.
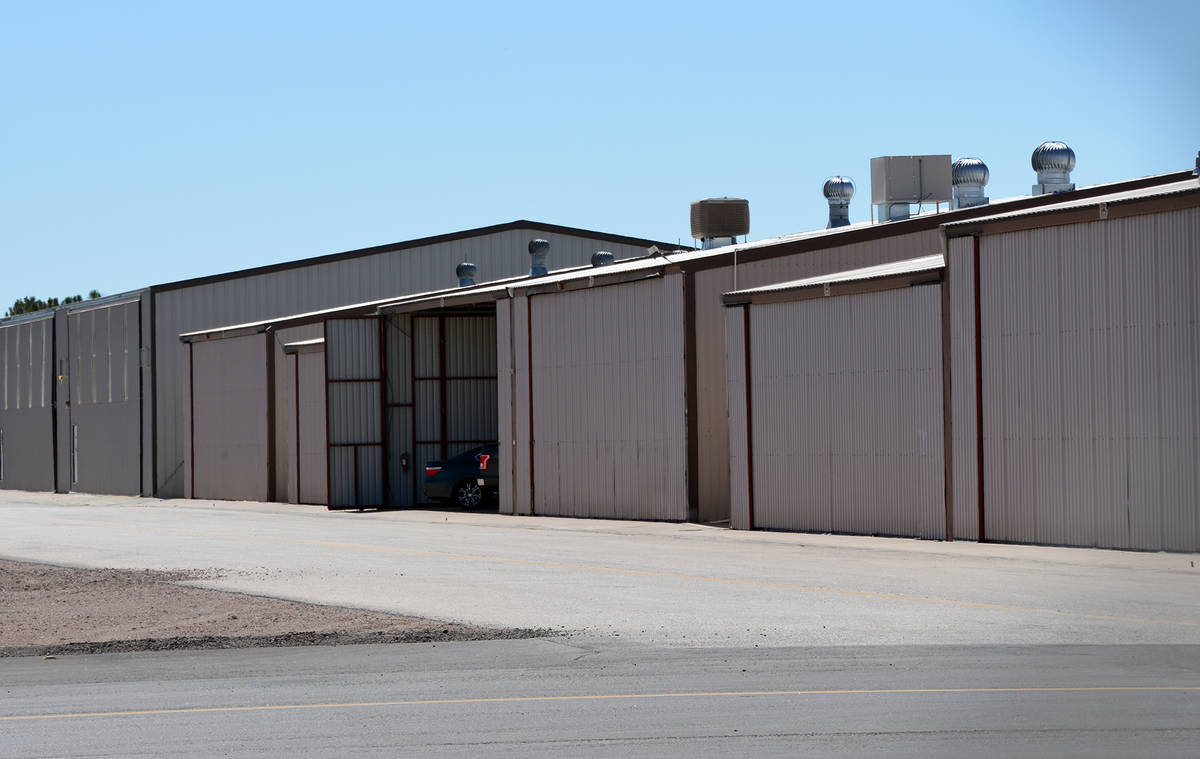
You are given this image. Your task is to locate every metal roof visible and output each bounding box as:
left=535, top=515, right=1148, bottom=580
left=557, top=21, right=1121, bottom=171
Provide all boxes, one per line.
left=154, top=219, right=690, bottom=293
left=723, top=254, right=945, bottom=299
left=178, top=169, right=1192, bottom=339
left=943, top=177, right=1200, bottom=228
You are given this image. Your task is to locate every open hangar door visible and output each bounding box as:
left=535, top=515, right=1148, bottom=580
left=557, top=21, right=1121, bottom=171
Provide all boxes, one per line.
left=323, top=308, right=498, bottom=510
left=385, top=308, right=498, bottom=508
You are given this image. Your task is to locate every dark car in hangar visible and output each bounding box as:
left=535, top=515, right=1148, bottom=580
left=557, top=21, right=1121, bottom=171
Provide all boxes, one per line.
left=423, top=444, right=499, bottom=508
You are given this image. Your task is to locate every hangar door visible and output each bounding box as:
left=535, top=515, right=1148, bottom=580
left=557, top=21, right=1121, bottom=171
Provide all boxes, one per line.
left=0, top=316, right=56, bottom=492
left=65, top=298, right=143, bottom=495
left=388, top=312, right=497, bottom=506
left=325, top=318, right=385, bottom=509
left=737, top=285, right=945, bottom=538
left=528, top=278, right=688, bottom=521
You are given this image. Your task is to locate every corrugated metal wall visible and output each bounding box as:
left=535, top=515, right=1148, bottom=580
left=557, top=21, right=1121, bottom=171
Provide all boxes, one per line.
left=693, top=229, right=942, bottom=523
left=976, top=208, right=1200, bottom=551
left=500, top=296, right=535, bottom=516
left=283, top=348, right=328, bottom=505
left=325, top=318, right=383, bottom=508
left=525, top=276, right=688, bottom=520
left=0, top=315, right=55, bottom=491
left=385, top=315, right=414, bottom=507
left=724, top=306, right=750, bottom=529
left=188, top=333, right=271, bottom=501
left=497, top=301, right=515, bottom=514
left=154, top=229, right=655, bottom=498
left=947, top=235, right=979, bottom=540
left=272, top=324, right=323, bottom=502
left=732, top=286, right=945, bottom=538
left=65, top=299, right=142, bottom=495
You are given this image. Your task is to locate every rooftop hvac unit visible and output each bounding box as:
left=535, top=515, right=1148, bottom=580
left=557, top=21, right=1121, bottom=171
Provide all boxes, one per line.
left=870, top=155, right=952, bottom=220
left=690, top=198, right=750, bottom=248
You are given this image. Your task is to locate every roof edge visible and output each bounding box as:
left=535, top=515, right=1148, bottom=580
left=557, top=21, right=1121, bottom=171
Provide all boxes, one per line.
left=154, top=220, right=690, bottom=294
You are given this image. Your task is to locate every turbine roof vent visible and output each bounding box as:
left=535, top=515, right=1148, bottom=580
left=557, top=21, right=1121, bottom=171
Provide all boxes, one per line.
left=823, top=176, right=855, bottom=200
left=1031, top=141, right=1076, bottom=172
left=952, top=157, right=990, bottom=187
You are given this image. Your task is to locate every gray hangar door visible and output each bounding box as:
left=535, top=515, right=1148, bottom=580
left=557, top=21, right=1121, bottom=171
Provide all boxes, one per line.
left=732, top=285, right=945, bottom=538
left=325, top=318, right=385, bottom=509
left=65, top=299, right=143, bottom=495
left=0, top=316, right=56, bottom=492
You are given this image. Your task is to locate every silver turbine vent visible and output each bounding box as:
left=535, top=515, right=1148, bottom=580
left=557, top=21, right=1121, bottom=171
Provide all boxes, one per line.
left=456, top=262, right=477, bottom=287
left=591, top=251, right=614, bottom=267
left=952, top=158, right=990, bottom=209
left=1031, top=141, right=1076, bottom=195
left=823, top=177, right=854, bottom=228
left=528, top=239, right=549, bottom=276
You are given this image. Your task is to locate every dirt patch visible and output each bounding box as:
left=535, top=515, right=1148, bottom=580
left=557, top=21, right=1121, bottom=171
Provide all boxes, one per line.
left=0, top=559, right=544, bottom=657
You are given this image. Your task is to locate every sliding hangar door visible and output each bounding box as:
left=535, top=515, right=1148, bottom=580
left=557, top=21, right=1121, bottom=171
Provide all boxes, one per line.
left=0, top=295, right=145, bottom=496
left=725, top=262, right=947, bottom=538
left=324, top=310, right=497, bottom=509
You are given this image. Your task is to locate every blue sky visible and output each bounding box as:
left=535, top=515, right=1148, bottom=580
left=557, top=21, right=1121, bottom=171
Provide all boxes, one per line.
left=2, top=0, right=1197, bottom=309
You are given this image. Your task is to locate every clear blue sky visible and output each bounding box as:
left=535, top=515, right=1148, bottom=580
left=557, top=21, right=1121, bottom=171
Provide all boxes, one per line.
left=3, top=0, right=1197, bottom=310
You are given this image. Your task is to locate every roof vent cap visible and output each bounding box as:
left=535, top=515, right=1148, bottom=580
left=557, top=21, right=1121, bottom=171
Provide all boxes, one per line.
left=528, top=238, right=549, bottom=276
left=952, top=157, right=990, bottom=187
left=1031, top=141, right=1076, bottom=195
left=823, top=176, right=855, bottom=201
left=823, top=177, right=854, bottom=228
left=456, top=262, right=477, bottom=287
left=591, top=251, right=614, bottom=267
left=952, top=158, right=990, bottom=209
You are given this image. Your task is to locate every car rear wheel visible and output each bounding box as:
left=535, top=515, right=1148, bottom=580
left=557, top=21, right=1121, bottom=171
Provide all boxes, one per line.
left=451, top=480, right=482, bottom=509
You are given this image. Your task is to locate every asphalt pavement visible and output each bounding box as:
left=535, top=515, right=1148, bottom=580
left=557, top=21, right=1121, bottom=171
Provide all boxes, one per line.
left=1, top=491, right=1198, bottom=756
left=3, top=641, right=1198, bottom=758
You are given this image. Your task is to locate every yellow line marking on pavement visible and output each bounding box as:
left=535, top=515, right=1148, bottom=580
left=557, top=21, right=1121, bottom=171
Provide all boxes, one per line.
left=19, top=516, right=1200, bottom=628
left=2, top=686, right=1195, bottom=722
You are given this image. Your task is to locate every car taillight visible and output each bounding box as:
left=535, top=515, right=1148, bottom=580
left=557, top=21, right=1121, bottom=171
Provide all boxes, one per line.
left=477, top=453, right=491, bottom=471
left=424, top=465, right=442, bottom=478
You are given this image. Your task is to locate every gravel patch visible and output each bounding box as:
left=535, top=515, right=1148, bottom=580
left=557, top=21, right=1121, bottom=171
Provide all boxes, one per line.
left=0, top=559, right=544, bottom=657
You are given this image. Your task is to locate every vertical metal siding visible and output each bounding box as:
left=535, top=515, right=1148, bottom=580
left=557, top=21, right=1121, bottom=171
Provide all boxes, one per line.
left=947, top=235, right=979, bottom=540
left=526, top=276, right=688, bottom=521
left=191, top=333, right=270, bottom=501
left=724, top=306, right=750, bottom=530
left=496, top=301, right=515, bottom=514
left=152, top=229, right=654, bottom=497
left=693, top=229, right=943, bottom=525
left=0, top=316, right=55, bottom=491
left=384, top=315, right=414, bottom=506
left=65, top=300, right=143, bottom=495
left=747, top=286, right=945, bottom=539
left=445, top=316, right=497, bottom=377
left=325, top=318, right=384, bottom=507
left=979, top=207, right=1199, bottom=551
left=511, top=296, right=533, bottom=515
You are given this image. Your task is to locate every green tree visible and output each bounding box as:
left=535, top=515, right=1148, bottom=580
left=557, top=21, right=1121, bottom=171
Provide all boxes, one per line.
left=4, top=290, right=102, bottom=318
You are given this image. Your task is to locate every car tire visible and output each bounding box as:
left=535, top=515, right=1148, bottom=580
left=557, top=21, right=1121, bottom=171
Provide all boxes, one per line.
left=451, top=480, right=483, bottom=509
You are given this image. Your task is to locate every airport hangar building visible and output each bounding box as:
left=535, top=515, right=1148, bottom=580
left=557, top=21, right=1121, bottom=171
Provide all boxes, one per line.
left=0, top=222, right=681, bottom=500
left=175, top=146, right=1199, bottom=551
